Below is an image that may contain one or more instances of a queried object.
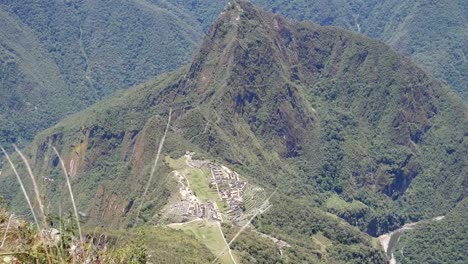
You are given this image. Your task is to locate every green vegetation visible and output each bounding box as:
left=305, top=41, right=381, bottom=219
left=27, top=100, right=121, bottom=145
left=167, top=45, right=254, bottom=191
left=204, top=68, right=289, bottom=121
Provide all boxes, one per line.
left=186, top=168, right=219, bottom=202
left=1, top=1, right=466, bottom=263
left=0, top=0, right=206, bottom=146
left=254, top=0, right=468, bottom=100
left=0, top=207, right=216, bottom=263
left=394, top=198, right=468, bottom=264
left=165, top=155, right=189, bottom=170
left=169, top=220, right=235, bottom=264
left=135, top=226, right=217, bottom=264
left=0, top=206, right=146, bottom=263
left=1, top=0, right=466, bottom=149
left=222, top=224, right=283, bottom=263
left=165, top=155, right=227, bottom=211
left=325, top=194, right=367, bottom=212
left=253, top=195, right=386, bottom=263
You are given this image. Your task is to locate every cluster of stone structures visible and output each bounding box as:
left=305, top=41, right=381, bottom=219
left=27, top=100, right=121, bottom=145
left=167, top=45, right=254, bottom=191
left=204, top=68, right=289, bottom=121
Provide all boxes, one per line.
left=208, top=163, right=247, bottom=221
left=183, top=199, right=222, bottom=222
left=172, top=171, right=223, bottom=222
left=165, top=153, right=292, bottom=253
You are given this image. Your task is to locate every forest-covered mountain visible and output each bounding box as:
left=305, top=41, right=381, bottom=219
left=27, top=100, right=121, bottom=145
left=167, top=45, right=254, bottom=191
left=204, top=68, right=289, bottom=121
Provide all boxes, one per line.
left=173, top=0, right=468, bottom=100
left=0, top=0, right=224, bottom=146
left=1, top=0, right=467, bottom=148
left=253, top=0, right=468, bottom=101
left=1, top=1, right=465, bottom=263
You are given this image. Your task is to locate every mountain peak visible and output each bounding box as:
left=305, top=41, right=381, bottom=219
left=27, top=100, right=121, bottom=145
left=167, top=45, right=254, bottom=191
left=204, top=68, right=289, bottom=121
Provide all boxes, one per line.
left=184, top=0, right=291, bottom=93
left=2, top=2, right=465, bottom=262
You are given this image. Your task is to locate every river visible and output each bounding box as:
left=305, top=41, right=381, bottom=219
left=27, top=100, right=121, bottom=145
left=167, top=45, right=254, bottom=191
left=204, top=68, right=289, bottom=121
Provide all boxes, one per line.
left=378, top=216, right=445, bottom=264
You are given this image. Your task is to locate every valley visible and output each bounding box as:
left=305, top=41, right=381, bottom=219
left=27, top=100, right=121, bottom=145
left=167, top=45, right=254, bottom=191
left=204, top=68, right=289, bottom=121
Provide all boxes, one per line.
left=379, top=216, right=446, bottom=264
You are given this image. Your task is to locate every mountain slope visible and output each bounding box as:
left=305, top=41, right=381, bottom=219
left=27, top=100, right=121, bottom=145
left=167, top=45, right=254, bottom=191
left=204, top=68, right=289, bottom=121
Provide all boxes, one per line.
left=153, top=0, right=468, bottom=100
left=394, top=197, right=468, bottom=264
left=0, top=8, right=82, bottom=146
left=0, top=206, right=217, bottom=263
left=0, top=0, right=209, bottom=146
left=1, top=1, right=466, bottom=262
left=1, top=0, right=466, bottom=147
left=254, top=0, right=468, bottom=100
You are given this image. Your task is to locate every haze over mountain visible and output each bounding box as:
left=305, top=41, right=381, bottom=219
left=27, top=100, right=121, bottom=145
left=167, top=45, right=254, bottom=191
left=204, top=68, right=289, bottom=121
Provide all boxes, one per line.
left=1, top=1, right=466, bottom=263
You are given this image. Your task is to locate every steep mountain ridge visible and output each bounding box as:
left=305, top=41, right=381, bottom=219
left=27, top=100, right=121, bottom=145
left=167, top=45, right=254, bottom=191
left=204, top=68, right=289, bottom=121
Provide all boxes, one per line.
left=1, top=1, right=466, bottom=262
left=1, top=0, right=466, bottom=148
left=254, top=0, right=468, bottom=100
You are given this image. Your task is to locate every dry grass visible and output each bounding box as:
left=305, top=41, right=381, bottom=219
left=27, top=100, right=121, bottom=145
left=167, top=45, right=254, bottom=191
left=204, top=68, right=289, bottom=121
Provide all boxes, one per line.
left=0, top=213, right=13, bottom=249
left=0, top=146, right=40, bottom=230
left=0, top=144, right=147, bottom=263
left=13, top=144, right=47, bottom=228
left=53, top=147, right=83, bottom=243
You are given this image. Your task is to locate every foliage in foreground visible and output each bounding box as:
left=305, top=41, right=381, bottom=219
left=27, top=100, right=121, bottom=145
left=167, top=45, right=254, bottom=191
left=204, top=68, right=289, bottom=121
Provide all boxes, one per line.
left=0, top=207, right=146, bottom=263
left=0, top=1, right=466, bottom=263
left=0, top=207, right=217, bottom=264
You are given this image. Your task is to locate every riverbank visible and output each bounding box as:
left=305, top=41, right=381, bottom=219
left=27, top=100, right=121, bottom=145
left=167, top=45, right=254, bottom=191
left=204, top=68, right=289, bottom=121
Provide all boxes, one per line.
left=379, top=216, right=445, bottom=264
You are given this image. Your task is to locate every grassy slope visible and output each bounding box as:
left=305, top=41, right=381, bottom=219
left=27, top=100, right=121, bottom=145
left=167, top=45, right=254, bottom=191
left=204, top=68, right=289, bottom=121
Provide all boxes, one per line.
left=186, top=168, right=219, bottom=202
left=169, top=220, right=235, bottom=264
left=0, top=207, right=217, bottom=263
left=133, top=226, right=218, bottom=264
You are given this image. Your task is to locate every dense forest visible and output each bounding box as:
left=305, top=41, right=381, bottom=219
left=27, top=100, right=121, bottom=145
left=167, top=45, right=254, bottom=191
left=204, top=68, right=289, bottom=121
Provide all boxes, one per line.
left=0, top=0, right=223, bottom=147
left=394, top=198, right=468, bottom=264
left=1, top=0, right=466, bottom=147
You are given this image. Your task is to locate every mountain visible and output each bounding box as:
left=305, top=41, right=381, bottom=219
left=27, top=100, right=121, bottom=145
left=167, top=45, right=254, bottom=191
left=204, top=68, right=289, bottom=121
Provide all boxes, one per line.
left=254, top=0, right=468, bottom=100
left=0, top=7, right=82, bottom=146
left=0, top=0, right=225, bottom=146
left=1, top=0, right=466, bottom=148
left=0, top=1, right=466, bottom=263
left=140, top=0, right=468, bottom=101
